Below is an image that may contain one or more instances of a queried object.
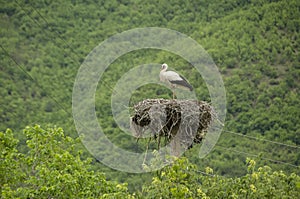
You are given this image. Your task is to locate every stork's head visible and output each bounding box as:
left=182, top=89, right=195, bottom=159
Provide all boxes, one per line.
left=161, top=63, right=168, bottom=70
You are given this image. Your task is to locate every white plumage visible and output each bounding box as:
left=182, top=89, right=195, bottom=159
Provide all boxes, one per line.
left=159, top=63, right=193, bottom=98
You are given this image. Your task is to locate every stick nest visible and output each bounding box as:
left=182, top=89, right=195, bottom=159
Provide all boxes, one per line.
left=130, top=99, right=215, bottom=149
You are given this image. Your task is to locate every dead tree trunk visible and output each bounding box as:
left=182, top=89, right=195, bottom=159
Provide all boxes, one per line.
left=170, top=128, right=181, bottom=157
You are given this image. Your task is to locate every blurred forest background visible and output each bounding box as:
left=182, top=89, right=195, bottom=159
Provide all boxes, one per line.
left=1, top=0, right=300, bottom=198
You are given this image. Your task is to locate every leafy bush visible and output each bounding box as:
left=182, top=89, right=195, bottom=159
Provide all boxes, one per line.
left=142, top=156, right=300, bottom=199
left=0, top=125, right=132, bottom=199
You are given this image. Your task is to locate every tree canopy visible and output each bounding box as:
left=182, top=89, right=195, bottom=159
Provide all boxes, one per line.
left=1, top=126, right=299, bottom=198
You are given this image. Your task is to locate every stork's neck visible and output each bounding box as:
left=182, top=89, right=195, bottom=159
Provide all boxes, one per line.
left=161, top=68, right=167, bottom=72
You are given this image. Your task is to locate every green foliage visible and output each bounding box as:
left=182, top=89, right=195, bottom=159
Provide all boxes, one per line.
left=142, top=157, right=204, bottom=198
left=0, top=129, right=24, bottom=191
left=142, top=157, right=300, bottom=198
left=0, top=125, right=132, bottom=198
left=200, top=158, right=300, bottom=198
left=1, top=126, right=299, bottom=198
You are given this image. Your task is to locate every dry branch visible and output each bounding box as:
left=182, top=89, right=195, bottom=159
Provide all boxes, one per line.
left=130, top=99, right=215, bottom=150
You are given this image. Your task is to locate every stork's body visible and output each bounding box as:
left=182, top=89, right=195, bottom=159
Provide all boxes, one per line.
left=159, top=63, right=193, bottom=99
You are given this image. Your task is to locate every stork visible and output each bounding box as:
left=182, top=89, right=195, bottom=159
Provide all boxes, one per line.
left=159, top=63, right=193, bottom=99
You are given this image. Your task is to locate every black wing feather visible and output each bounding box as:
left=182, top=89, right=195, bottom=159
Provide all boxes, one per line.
left=170, top=75, right=193, bottom=91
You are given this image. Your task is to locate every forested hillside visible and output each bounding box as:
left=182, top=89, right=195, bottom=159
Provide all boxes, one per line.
left=1, top=0, right=300, bottom=197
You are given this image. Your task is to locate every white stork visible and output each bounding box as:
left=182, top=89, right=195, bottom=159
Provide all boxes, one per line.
left=159, top=63, right=193, bottom=99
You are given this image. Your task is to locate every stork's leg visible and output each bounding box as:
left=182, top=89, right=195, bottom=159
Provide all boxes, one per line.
left=170, top=85, right=176, bottom=99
